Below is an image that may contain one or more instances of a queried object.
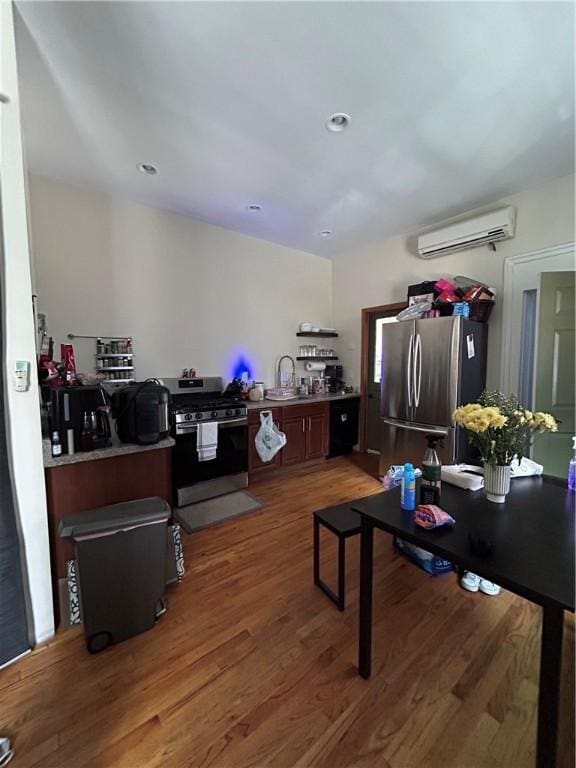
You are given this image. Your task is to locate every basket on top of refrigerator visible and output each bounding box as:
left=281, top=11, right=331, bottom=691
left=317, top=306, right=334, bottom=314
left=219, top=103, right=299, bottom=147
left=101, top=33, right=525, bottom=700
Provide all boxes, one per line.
left=405, top=277, right=495, bottom=322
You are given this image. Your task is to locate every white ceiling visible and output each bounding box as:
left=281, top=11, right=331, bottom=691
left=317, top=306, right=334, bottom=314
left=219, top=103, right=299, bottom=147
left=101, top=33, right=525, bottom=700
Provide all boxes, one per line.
left=14, top=1, right=575, bottom=257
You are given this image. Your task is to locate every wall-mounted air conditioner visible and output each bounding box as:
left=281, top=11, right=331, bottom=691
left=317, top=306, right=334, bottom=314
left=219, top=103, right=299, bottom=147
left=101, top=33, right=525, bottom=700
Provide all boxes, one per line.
left=417, top=206, right=516, bottom=259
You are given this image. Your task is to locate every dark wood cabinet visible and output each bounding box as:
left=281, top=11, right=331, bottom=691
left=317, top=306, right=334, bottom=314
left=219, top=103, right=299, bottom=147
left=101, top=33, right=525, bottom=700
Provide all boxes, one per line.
left=282, top=402, right=329, bottom=465
left=281, top=402, right=328, bottom=466
left=307, top=411, right=328, bottom=459
left=44, top=445, right=173, bottom=623
left=247, top=402, right=329, bottom=479
left=280, top=416, right=307, bottom=465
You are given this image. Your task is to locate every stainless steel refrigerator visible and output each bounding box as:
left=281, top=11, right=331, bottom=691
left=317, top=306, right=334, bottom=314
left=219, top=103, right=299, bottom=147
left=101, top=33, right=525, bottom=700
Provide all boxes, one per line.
left=379, top=316, right=488, bottom=477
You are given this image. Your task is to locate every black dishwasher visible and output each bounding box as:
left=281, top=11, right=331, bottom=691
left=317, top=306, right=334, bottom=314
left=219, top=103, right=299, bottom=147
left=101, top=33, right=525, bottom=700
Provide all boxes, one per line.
left=329, top=397, right=360, bottom=457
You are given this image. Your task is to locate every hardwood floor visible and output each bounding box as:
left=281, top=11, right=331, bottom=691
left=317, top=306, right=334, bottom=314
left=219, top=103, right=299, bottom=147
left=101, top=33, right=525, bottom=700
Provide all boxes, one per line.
left=2, top=456, right=574, bottom=768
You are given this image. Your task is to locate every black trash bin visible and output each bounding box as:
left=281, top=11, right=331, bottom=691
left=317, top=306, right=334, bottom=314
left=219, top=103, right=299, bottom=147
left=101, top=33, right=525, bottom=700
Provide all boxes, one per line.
left=59, top=497, right=171, bottom=653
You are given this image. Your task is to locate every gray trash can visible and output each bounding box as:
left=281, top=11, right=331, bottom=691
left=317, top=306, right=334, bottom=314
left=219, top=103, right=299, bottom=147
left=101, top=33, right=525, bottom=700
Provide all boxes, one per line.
left=59, top=497, right=171, bottom=653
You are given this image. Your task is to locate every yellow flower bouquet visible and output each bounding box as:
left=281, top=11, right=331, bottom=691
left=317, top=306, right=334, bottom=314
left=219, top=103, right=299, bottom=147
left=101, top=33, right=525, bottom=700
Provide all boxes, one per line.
left=453, top=390, right=558, bottom=467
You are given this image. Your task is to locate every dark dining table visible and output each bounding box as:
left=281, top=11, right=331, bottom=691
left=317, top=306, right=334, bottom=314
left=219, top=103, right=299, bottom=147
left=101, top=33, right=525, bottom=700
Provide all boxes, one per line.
left=352, top=478, right=575, bottom=768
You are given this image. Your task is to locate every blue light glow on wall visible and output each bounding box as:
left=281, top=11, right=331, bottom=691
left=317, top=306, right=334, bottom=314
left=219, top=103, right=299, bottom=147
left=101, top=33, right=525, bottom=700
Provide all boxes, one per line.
left=230, top=353, right=253, bottom=382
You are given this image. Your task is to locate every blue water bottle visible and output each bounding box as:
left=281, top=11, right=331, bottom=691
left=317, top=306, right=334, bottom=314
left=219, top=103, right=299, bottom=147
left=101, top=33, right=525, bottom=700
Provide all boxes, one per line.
left=401, top=462, right=416, bottom=511
left=568, top=436, right=576, bottom=492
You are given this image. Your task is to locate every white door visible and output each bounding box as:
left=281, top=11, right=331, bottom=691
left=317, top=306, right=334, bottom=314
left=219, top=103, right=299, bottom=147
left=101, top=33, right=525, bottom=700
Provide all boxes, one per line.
left=532, top=271, right=575, bottom=477
left=501, top=243, right=575, bottom=398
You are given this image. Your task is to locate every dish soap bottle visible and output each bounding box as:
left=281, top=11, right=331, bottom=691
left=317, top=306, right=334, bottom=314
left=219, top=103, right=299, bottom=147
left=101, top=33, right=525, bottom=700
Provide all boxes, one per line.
left=401, top=462, right=416, bottom=511
left=569, top=437, right=576, bottom=492
left=421, top=436, right=442, bottom=505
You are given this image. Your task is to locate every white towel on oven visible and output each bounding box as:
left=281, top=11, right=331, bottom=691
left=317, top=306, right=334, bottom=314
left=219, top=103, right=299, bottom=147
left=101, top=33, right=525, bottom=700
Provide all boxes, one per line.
left=197, top=422, right=218, bottom=461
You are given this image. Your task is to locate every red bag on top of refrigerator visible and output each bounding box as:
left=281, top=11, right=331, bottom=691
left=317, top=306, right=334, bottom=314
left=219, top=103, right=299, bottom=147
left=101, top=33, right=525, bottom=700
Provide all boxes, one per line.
left=61, top=344, right=77, bottom=384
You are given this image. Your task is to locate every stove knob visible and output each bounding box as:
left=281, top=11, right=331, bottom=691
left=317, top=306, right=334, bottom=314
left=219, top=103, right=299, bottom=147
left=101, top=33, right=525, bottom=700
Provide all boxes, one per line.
left=211, top=411, right=218, bottom=418
left=185, top=413, right=193, bottom=421
left=226, top=409, right=233, bottom=416
left=195, top=412, right=203, bottom=419
left=235, top=408, right=242, bottom=416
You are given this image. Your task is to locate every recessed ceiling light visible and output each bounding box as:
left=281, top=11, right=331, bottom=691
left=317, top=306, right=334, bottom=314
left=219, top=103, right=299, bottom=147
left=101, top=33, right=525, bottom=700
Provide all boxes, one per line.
left=137, top=162, right=158, bottom=175
left=320, top=230, right=333, bottom=238
left=247, top=204, right=262, bottom=211
left=326, top=113, right=351, bottom=132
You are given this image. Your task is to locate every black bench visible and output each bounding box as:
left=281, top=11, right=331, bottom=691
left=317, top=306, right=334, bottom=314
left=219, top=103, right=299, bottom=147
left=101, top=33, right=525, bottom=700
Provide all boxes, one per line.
left=313, top=503, right=361, bottom=611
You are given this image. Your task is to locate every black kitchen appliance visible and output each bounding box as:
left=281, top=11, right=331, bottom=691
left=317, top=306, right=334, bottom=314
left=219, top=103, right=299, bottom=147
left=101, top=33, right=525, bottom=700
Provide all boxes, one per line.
left=50, top=385, right=111, bottom=454
left=328, top=397, right=360, bottom=457
left=111, top=380, right=170, bottom=445
left=324, top=365, right=345, bottom=393
left=165, top=377, right=248, bottom=507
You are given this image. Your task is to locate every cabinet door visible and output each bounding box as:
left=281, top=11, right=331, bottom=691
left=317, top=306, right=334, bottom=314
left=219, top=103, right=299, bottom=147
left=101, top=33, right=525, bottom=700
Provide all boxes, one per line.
left=281, top=417, right=307, bottom=465
left=248, top=423, right=282, bottom=474
left=307, top=412, right=328, bottom=459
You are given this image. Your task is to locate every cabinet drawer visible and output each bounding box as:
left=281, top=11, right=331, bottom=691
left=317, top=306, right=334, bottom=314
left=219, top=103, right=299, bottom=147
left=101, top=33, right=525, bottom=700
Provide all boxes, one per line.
left=248, top=406, right=282, bottom=426
left=280, top=402, right=328, bottom=420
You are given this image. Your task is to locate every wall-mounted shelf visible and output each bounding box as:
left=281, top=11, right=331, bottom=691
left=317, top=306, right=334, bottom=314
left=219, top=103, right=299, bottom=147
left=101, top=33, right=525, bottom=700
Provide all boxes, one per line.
left=92, top=336, right=135, bottom=381
left=96, top=353, right=134, bottom=359
left=97, top=366, right=134, bottom=372
left=296, top=356, right=339, bottom=362
left=296, top=332, right=338, bottom=338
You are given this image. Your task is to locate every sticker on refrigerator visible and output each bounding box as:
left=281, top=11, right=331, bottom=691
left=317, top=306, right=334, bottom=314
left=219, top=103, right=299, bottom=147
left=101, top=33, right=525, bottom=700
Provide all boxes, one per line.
left=466, top=334, right=475, bottom=359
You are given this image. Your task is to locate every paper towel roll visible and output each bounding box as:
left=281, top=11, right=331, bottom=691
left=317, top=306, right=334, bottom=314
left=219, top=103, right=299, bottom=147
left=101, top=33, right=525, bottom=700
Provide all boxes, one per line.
left=305, top=362, right=326, bottom=372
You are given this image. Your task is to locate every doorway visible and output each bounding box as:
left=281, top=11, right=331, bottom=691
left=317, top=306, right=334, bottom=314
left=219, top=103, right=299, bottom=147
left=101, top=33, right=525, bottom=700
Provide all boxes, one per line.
left=360, top=302, right=406, bottom=452
left=532, top=271, right=575, bottom=476
left=501, top=243, right=575, bottom=478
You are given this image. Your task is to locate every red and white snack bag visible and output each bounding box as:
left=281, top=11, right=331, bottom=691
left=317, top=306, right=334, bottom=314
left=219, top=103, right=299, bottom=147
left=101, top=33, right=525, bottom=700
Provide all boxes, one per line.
left=61, top=344, right=77, bottom=384
left=414, top=504, right=455, bottom=529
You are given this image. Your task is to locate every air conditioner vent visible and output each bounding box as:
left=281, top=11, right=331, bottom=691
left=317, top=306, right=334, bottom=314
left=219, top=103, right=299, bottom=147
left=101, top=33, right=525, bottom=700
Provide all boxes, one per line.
left=417, top=207, right=515, bottom=259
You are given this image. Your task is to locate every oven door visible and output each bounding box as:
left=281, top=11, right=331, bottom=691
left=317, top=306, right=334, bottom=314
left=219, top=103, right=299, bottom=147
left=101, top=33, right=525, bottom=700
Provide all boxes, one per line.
left=172, top=419, right=248, bottom=506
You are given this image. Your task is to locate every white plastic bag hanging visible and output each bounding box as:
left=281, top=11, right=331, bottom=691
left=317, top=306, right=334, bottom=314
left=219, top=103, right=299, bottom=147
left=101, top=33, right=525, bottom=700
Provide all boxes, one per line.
left=255, top=411, right=287, bottom=462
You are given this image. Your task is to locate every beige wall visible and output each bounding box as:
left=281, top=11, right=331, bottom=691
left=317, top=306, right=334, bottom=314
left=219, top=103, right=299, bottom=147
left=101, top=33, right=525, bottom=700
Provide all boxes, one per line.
left=332, top=174, right=575, bottom=389
left=28, top=175, right=332, bottom=386
left=28, top=172, right=575, bottom=394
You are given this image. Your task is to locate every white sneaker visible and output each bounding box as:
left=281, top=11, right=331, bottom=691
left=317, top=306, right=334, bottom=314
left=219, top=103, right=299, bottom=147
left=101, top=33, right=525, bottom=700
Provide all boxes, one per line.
left=460, top=571, right=480, bottom=592
left=479, top=579, right=501, bottom=596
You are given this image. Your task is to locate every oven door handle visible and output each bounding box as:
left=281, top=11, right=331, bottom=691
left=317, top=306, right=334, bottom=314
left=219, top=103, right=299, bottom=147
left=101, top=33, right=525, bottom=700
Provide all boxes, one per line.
left=175, top=416, right=248, bottom=433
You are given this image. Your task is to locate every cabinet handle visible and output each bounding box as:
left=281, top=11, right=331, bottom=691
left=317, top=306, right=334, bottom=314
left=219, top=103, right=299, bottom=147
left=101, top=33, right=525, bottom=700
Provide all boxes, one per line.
left=302, top=419, right=305, bottom=433
left=308, top=417, right=311, bottom=431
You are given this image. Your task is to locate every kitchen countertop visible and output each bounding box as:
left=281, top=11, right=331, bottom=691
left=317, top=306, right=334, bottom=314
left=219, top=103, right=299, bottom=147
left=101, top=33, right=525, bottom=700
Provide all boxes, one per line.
left=43, top=393, right=358, bottom=465
left=245, top=392, right=360, bottom=410
left=43, top=433, right=175, bottom=468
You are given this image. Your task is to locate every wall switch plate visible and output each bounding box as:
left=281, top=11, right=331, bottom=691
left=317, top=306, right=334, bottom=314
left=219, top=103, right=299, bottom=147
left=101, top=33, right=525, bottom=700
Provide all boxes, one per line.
left=14, top=360, right=30, bottom=392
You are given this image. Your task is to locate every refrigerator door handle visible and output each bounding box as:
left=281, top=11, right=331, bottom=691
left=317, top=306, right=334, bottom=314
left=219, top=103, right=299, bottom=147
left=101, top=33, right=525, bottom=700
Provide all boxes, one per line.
left=381, top=418, right=448, bottom=437
left=414, top=333, right=422, bottom=407
left=407, top=333, right=414, bottom=408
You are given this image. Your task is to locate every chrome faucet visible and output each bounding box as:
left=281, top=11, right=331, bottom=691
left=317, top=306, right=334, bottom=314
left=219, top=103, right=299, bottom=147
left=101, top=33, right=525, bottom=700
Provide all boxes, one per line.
left=277, top=355, right=296, bottom=388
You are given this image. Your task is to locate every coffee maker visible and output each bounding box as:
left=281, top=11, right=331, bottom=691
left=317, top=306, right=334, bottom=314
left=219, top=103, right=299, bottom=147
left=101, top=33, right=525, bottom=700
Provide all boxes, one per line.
left=50, top=385, right=112, bottom=454
left=324, top=365, right=345, bottom=393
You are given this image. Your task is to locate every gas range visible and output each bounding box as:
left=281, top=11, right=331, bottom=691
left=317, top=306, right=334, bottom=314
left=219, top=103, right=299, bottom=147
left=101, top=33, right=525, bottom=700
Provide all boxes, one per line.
left=162, top=377, right=247, bottom=436
left=163, top=376, right=250, bottom=506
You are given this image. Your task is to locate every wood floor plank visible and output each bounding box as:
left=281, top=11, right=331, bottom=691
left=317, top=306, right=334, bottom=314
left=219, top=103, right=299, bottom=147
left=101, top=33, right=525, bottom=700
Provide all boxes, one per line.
left=1, top=455, right=573, bottom=768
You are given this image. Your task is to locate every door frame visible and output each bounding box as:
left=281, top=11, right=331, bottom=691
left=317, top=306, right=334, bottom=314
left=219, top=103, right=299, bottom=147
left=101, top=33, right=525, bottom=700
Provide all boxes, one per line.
left=359, top=301, right=407, bottom=451
left=500, top=242, right=575, bottom=396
